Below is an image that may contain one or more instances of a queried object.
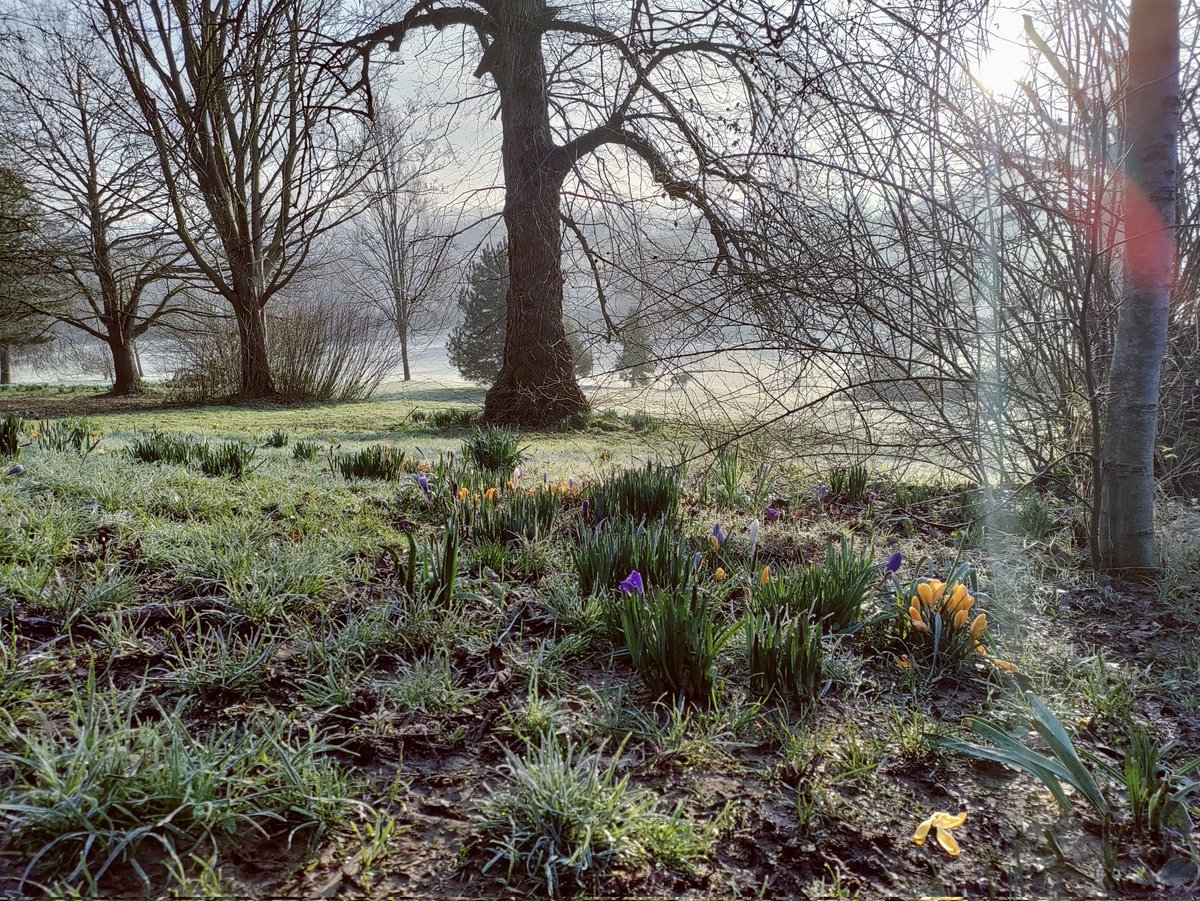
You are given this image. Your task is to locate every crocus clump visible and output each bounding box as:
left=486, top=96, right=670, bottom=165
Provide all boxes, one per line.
left=906, top=579, right=1016, bottom=673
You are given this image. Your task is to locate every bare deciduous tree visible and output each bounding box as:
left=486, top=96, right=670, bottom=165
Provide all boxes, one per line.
left=0, top=22, right=189, bottom=394
left=95, top=0, right=368, bottom=398
left=350, top=0, right=805, bottom=426
left=346, top=106, right=458, bottom=382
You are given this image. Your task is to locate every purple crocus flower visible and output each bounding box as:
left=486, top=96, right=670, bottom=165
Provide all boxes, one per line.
left=568, top=477, right=576, bottom=491
left=618, top=569, right=644, bottom=595
left=581, top=499, right=590, bottom=519
left=711, top=523, right=726, bottom=547
left=764, top=507, right=781, bottom=522
left=543, top=472, right=549, bottom=486
left=885, top=552, right=902, bottom=574
left=6, top=464, right=23, bottom=476
left=417, top=471, right=431, bottom=501
left=693, top=552, right=704, bottom=571
left=816, top=484, right=829, bottom=501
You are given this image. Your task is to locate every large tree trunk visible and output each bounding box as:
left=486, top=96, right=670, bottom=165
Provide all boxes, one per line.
left=0, top=343, right=11, bottom=385
left=233, top=300, right=275, bottom=399
left=1098, top=0, right=1180, bottom=576
left=108, top=336, right=143, bottom=395
left=483, top=0, right=588, bottom=427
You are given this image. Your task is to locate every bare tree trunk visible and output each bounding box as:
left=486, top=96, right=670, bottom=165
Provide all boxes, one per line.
left=483, top=0, right=588, bottom=427
left=234, top=300, right=275, bottom=399
left=1098, top=0, right=1180, bottom=576
left=109, top=336, right=142, bottom=395
left=398, top=320, right=411, bottom=381
left=0, top=343, right=11, bottom=385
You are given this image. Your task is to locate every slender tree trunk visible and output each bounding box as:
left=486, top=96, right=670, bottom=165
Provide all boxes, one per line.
left=109, top=336, right=142, bottom=395
left=483, top=0, right=588, bottom=426
left=399, top=325, right=411, bottom=381
left=394, top=290, right=412, bottom=381
left=0, top=343, right=11, bottom=385
left=1098, top=0, right=1180, bottom=576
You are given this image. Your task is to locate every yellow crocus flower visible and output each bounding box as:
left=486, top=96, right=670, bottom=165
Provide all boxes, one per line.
left=715, top=567, right=726, bottom=581
left=761, top=565, right=771, bottom=584
left=969, top=613, right=987, bottom=642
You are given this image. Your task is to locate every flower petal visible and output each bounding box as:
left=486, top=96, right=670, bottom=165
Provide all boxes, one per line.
left=913, top=815, right=936, bottom=846
left=935, top=827, right=961, bottom=857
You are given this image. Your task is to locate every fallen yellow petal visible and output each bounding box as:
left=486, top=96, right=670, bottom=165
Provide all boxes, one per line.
left=913, top=815, right=936, bottom=846
left=934, top=811, right=967, bottom=829
left=936, top=827, right=961, bottom=857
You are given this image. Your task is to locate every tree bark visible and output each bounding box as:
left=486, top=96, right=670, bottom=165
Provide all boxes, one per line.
left=483, top=0, right=588, bottom=427
left=108, top=337, right=143, bottom=395
left=233, top=300, right=275, bottom=399
left=399, top=321, right=411, bottom=381
left=0, top=343, right=11, bottom=385
left=1098, top=0, right=1180, bottom=576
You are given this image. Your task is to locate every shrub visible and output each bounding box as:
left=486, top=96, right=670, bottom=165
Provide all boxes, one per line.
left=462, top=426, right=527, bottom=478
left=33, top=418, right=101, bottom=456
left=826, top=463, right=870, bottom=504
left=127, top=432, right=200, bottom=466
left=745, top=606, right=823, bottom=706
left=165, top=289, right=398, bottom=402
left=574, top=519, right=693, bottom=600
left=1, top=414, right=22, bottom=459
left=585, top=461, right=680, bottom=525
left=619, top=585, right=736, bottom=705
left=195, top=441, right=258, bottom=479
left=329, top=444, right=413, bottom=481
left=265, top=428, right=289, bottom=448
left=478, top=737, right=711, bottom=896
left=292, top=440, right=321, bottom=461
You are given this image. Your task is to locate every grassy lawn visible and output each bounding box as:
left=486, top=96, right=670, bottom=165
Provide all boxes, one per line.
left=0, top=398, right=1197, bottom=897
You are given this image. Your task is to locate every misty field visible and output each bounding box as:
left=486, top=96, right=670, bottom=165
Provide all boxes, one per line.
left=0, top=389, right=1196, bottom=898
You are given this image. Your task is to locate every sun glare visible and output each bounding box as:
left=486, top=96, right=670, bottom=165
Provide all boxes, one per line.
left=973, top=44, right=1027, bottom=95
